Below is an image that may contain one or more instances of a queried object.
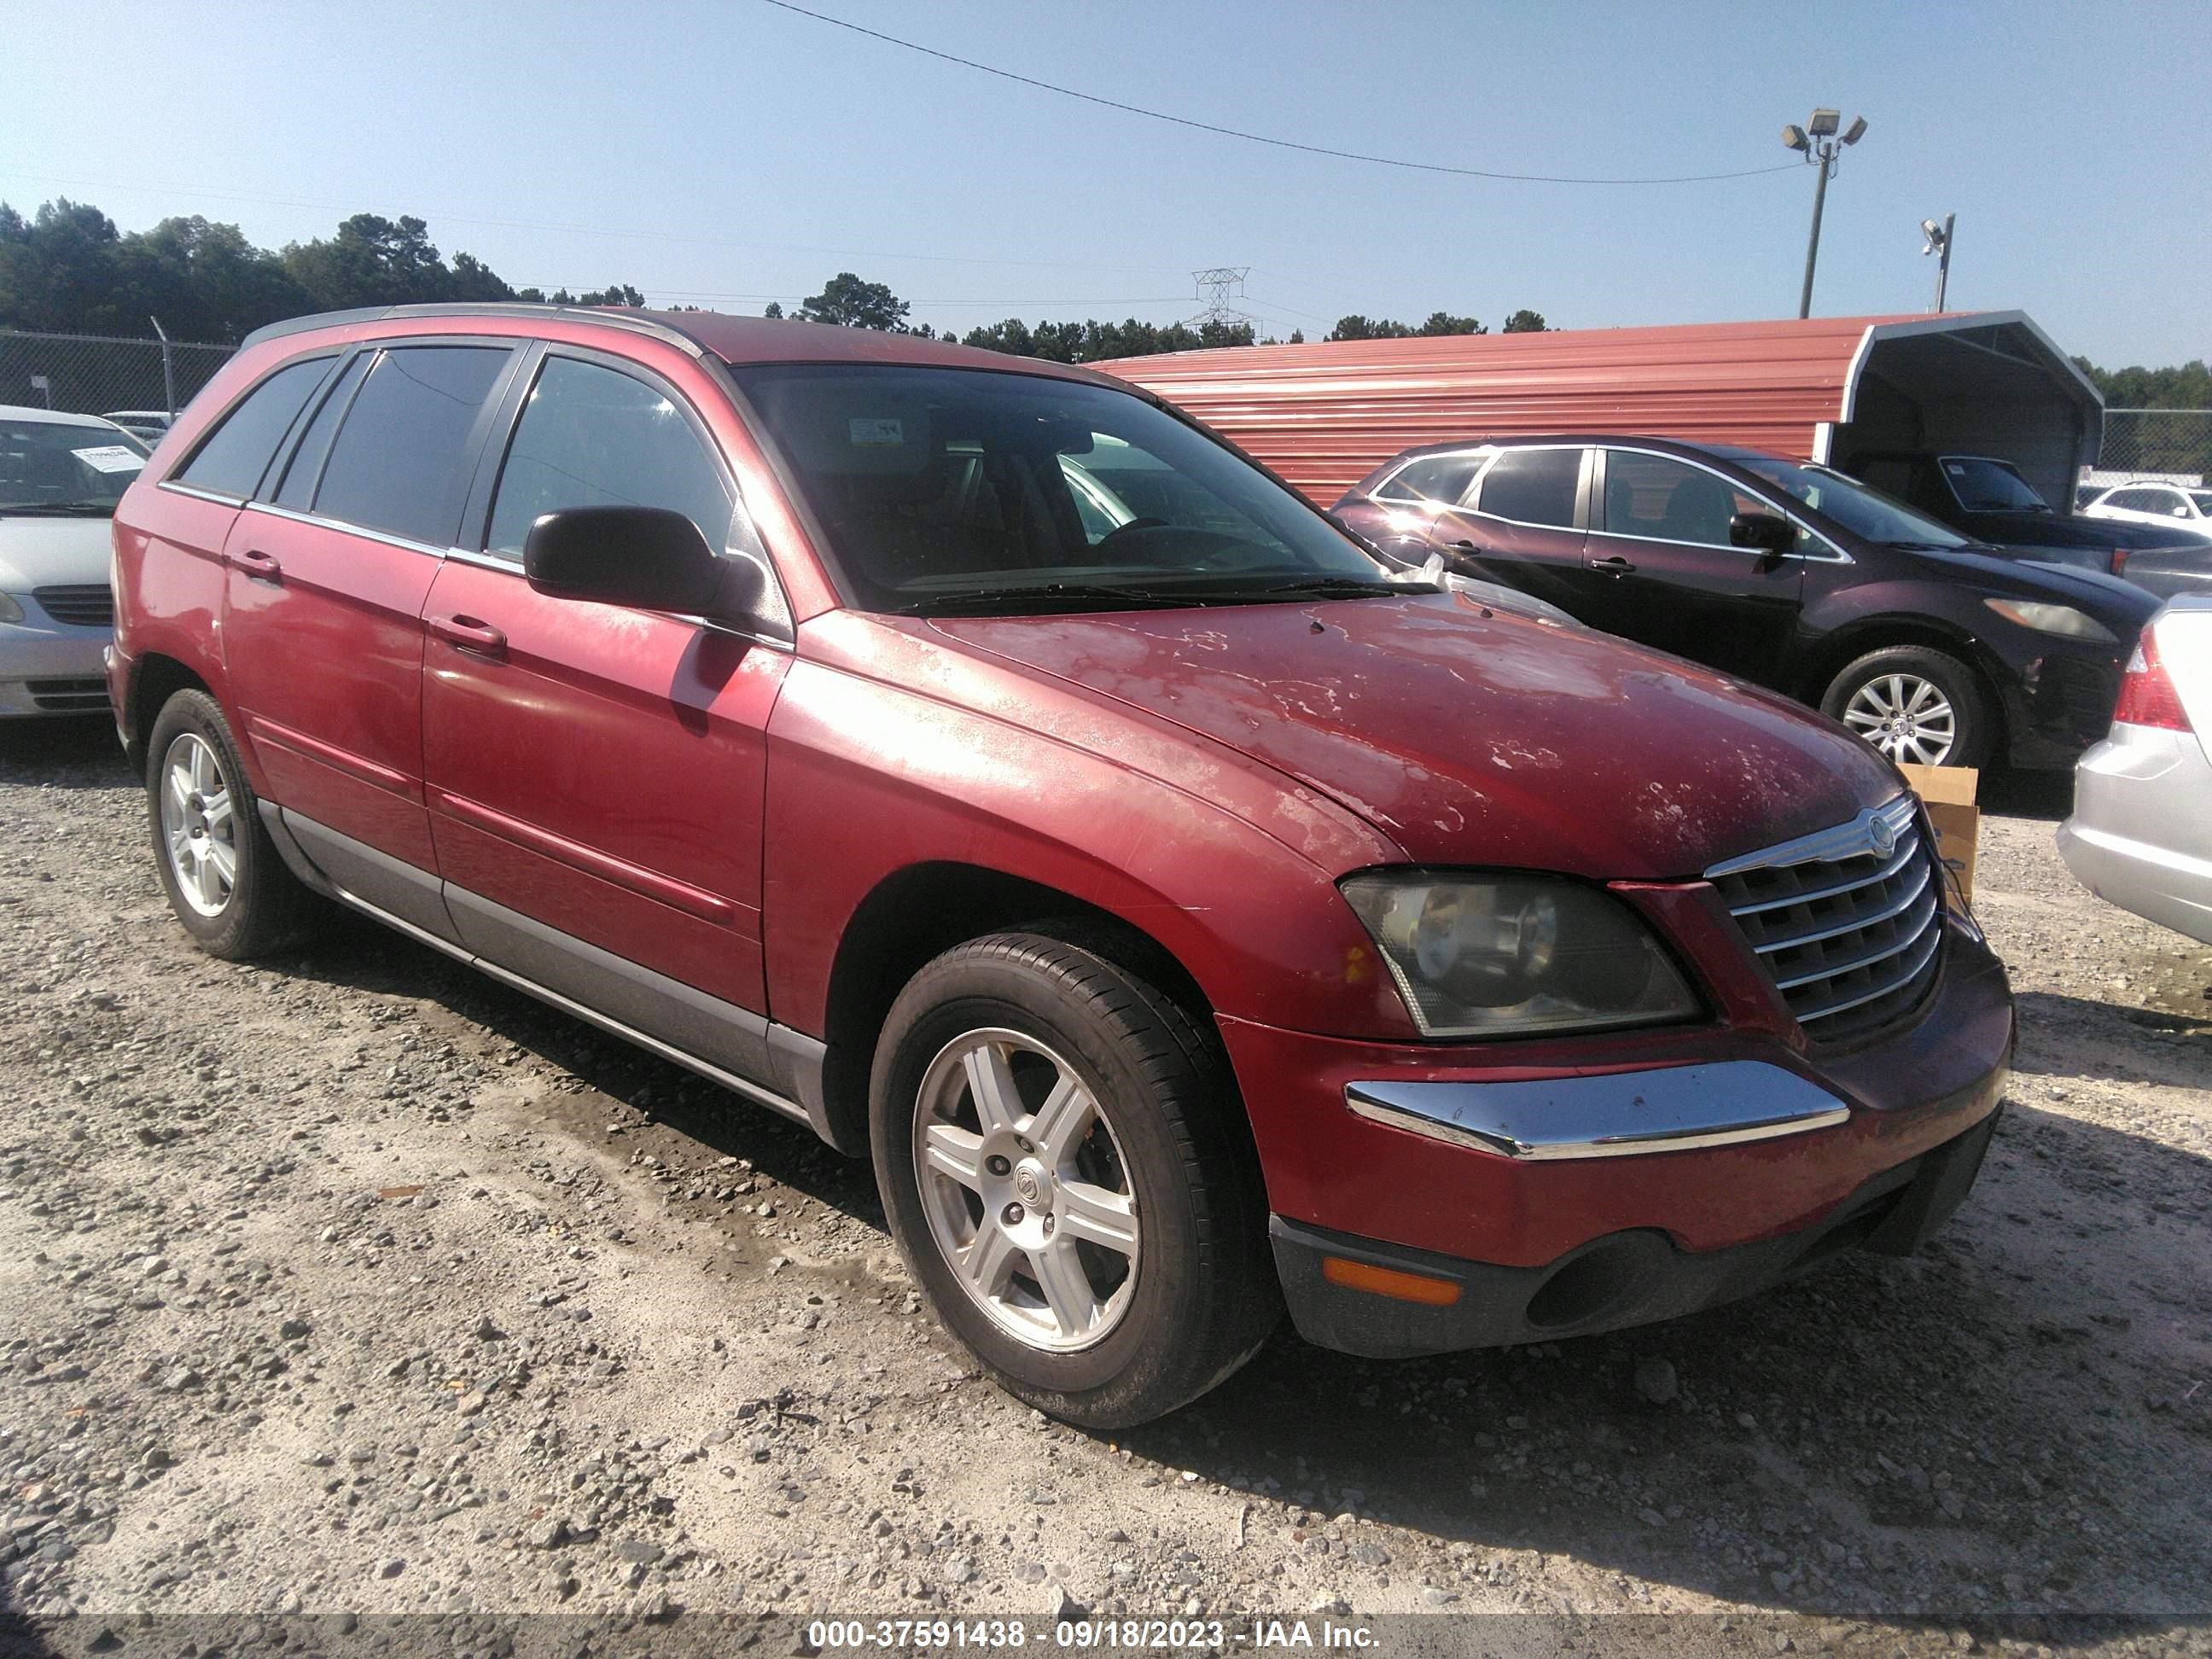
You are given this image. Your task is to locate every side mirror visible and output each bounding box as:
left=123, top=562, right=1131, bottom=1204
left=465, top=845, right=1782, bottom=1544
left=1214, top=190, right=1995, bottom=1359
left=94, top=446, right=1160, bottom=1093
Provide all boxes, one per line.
left=1729, top=510, right=1798, bottom=556
left=523, top=505, right=725, bottom=614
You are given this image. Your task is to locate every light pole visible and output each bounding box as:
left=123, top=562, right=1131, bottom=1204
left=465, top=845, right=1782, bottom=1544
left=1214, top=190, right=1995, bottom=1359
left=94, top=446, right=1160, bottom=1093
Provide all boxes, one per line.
left=1921, top=214, right=1956, bottom=311
left=1782, top=108, right=1869, bottom=318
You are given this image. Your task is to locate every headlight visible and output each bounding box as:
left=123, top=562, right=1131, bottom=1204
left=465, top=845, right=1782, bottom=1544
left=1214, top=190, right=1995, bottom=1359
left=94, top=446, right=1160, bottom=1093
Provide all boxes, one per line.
left=1339, top=873, right=1700, bottom=1039
left=1982, top=598, right=2117, bottom=642
left=0, top=594, right=22, bottom=626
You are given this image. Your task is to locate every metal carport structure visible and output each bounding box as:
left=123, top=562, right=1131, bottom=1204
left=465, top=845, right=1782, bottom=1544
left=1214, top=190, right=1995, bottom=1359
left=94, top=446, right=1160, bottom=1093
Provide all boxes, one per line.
left=1097, top=311, right=2103, bottom=513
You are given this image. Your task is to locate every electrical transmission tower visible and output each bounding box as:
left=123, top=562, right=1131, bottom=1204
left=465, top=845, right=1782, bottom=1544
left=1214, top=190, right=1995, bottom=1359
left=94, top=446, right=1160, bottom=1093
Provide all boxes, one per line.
left=1188, top=266, right=1252, bottom=331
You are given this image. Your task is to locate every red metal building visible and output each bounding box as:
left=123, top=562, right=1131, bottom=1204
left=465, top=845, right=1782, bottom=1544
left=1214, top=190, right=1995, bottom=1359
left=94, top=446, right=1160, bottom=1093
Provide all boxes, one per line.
left=1097, top=311, right=2102, bottom=513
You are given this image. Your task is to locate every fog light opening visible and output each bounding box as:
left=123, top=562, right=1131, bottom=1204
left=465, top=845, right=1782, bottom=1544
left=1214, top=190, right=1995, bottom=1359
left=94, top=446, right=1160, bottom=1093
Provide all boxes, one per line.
left=1525, top=1236, right=1650, bottom=1330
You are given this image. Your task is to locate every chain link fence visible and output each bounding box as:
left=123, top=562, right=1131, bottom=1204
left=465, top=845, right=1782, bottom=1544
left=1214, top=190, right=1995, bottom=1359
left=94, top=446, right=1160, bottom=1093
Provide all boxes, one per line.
left=2087, top=408, right=2212, bottom=490
left=0, top=329, right=237, bottom=423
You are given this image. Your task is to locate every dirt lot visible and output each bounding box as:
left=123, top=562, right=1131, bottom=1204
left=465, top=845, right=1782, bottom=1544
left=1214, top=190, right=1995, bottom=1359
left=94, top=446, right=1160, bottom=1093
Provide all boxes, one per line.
left=2, top=719, right=2208, bottom=1646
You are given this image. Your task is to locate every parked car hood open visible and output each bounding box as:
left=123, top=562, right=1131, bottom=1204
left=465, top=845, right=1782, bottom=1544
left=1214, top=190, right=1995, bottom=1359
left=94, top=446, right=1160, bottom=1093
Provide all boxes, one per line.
left=0, top=515, right=116, bottom=592
left=934, top=591, right=1898, bottom=880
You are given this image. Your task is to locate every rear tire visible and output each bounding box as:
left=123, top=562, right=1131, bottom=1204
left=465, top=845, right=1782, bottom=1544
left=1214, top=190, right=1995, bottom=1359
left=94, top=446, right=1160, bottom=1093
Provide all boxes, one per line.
left=870, top=933, right=1278, bottom=1428
left=1821, top=645, right=1994, bottom=769
left=145, top=689, right=317, bottom=958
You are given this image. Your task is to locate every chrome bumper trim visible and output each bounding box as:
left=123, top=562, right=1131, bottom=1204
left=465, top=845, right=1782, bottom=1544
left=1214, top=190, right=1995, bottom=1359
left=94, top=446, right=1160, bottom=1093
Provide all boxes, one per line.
left=1344, top=1061, right=1851, bottom=1161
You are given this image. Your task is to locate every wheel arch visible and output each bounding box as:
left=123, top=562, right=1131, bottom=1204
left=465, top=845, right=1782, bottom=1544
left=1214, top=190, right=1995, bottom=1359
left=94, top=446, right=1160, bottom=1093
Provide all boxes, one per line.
left=1795, top=616, right=2011, bottom=751
left=125, top=652, right=216, bottom=775
left=816, top=860, right=1224, bottom=1155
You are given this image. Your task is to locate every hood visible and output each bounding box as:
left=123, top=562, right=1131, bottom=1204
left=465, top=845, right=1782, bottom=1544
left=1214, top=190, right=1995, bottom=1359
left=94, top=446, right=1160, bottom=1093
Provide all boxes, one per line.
left=1899, top=544, right=2162, bottom=626
left=0, top=515, right=116, bottom=591
left=933, top=592, right=1900, bottom=880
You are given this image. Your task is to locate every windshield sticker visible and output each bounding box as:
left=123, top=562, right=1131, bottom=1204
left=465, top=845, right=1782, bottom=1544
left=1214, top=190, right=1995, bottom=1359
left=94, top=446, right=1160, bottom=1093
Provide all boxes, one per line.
left=1944, top=463, right=1966, bottom=475
left=848, top=417, right=903, bottom=446
left=73, top=445, right=146, bottom=474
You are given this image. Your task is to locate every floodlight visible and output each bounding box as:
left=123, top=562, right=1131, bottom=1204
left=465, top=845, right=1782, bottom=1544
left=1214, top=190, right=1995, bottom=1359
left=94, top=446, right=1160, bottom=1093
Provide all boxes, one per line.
left=1782, top=124, right=1809, bottom=152
left=1807, top=108, right=1841, bottom=137
left=1841, top=115, right=1868, bottom=146
left=1920, top=218, right=1947, bottom=253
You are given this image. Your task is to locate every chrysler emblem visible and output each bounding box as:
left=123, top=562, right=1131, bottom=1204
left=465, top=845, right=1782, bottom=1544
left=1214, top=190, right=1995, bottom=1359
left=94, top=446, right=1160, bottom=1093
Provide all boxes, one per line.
left=1869, top=816, right=1896, bottom=858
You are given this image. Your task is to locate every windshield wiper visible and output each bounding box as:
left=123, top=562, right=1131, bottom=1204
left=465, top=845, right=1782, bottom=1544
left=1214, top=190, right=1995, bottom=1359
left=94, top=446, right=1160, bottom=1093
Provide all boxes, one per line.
left=0, top=502, right=116, bottom=518
left=884, top=583, right=1180, bottom=616
left=1187, top=575, right=1412, bottom=601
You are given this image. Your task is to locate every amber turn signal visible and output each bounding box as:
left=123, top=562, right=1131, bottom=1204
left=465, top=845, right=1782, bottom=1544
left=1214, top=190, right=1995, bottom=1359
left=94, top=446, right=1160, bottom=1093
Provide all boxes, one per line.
left=1321, top=1255, right=1463, bottom=1307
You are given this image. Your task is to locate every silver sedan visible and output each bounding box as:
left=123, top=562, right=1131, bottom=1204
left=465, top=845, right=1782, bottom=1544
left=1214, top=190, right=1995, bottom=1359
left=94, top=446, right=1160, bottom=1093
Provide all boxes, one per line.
left=2058, top=594, right=2212, bottom=943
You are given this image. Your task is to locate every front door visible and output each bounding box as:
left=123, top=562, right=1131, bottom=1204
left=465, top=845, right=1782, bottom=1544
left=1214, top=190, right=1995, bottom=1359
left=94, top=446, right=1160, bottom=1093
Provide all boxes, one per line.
left=1577, top=448, right=1806, bottom=685
left=223, top=341, right=520, bottom=934
left=420, top=348, right=790, bottom=1081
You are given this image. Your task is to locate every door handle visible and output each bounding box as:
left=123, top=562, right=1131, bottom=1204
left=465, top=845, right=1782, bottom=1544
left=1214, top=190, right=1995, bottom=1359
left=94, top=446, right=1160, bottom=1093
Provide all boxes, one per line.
left=1590, top=555, right=1638, bottom=576
left=430, top=614, right=507, bottom=658
left=232, top=549, right=282, bottom=584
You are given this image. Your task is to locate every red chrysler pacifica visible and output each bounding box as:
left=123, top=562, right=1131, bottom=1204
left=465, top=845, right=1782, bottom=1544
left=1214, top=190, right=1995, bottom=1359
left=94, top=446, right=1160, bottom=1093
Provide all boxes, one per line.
left=107, top=306, right=2013, bottom=1427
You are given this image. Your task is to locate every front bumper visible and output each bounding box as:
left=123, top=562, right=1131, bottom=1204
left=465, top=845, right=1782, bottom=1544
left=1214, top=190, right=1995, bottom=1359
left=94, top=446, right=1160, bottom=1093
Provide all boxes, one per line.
left=0, top=620, right=114, bottom=718
left=2058, top=722, right=2212, bottom=945
left=1221, top=912, right=2012, bottom=1353
left=1994, top=638, right=2128, bottom=769
left=1272, top=1103, right=2002, bottom=1357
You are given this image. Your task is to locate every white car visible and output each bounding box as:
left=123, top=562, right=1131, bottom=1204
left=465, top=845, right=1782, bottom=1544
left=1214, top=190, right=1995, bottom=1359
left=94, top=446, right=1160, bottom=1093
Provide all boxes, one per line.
left=1, top=405, right=148, bottom=719
left=2058, top=595, right=2212, bottom=943
left=2081, top=480, right=2212, bottom=542
left=101, top=410, right=175, bottom=446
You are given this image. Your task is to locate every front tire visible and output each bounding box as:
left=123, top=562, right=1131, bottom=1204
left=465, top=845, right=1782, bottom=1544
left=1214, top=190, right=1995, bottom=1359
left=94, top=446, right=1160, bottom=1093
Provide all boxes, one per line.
left=1821, top=645, right=1994, bottom=769
left=870, top=933, right=1277, bottom=1428
left=145, top=689, right=317, bottom=958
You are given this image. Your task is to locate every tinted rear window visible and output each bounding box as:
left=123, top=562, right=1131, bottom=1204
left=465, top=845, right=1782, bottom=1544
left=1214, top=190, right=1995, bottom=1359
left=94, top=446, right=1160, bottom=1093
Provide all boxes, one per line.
left=177, top=357, right=334, bottom=498
left=271, top=354, right=368, bottom=510
left=313, top=346, right=510, bottom=546
left=1476, top=448, right=1581, bottom=527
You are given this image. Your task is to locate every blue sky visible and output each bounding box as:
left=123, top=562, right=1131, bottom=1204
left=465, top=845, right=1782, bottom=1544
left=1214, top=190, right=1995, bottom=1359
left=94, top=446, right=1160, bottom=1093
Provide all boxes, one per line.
left=6, top=0, right=2208, bottom=366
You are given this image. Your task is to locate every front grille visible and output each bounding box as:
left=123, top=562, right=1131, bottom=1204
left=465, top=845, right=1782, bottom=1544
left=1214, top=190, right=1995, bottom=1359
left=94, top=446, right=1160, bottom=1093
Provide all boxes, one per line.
left=32, top=585, right=114, bottom=628
left=25, top=678, right=109, bottom=713
left=1707, top=795, right=1943, bottom=1043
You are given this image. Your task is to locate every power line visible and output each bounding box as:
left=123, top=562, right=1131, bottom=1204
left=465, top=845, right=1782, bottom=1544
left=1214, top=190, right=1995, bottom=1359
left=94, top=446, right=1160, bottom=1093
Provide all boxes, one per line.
left=759, top=1, right=1803, bottom=187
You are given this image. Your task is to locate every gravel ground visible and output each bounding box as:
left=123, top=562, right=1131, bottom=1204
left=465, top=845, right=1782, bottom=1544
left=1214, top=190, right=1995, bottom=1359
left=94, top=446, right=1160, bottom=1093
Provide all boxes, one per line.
left=1, top=719, right=2207, bottom=1647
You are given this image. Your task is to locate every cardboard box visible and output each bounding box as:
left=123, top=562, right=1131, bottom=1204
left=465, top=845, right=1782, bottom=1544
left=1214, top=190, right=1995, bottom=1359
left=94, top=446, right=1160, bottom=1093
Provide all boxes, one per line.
left=1896, top=763, right=1979, bottom=905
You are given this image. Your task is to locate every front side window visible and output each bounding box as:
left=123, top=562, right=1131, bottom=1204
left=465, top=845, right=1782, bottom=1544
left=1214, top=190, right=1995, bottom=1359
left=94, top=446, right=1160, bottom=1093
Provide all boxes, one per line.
left=1473, top=448, right=1582, bottom=528
left=2191, top=492, right=2212, bottom=516
left=314, top=346, right=511, bottom=546
left=0, top=416, right=148, bottom=516
left=1939, top=457, right=2047, bottom=513
left=1377, top=452, right=1481, bottom=506
left=1603, top=451, right=1775, bottom=548
left=486, top=357, right=735, bottom=557
left=176, top=356, right=333, bottom=498
left=1733, top=456, right=1968, bottom=549
left=728, top=364, right=1394, bottom=614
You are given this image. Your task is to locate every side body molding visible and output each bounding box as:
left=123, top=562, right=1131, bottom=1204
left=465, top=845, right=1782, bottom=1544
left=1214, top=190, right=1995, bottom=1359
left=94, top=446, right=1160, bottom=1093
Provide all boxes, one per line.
left=259, top=805, right=841, bottom=1149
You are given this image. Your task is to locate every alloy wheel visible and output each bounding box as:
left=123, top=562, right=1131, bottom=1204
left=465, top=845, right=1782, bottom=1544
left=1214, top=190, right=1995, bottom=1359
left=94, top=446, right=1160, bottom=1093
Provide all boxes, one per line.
left=1842, top=672, right=1957, bottom=766
left=911, top=1027, right=1141, bottom=1353
left=160, top=732, right=237, bottom=917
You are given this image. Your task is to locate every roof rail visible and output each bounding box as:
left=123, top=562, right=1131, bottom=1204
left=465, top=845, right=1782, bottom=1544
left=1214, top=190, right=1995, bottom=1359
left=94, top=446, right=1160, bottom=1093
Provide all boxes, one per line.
left=238, top=302, right=707, bottom=358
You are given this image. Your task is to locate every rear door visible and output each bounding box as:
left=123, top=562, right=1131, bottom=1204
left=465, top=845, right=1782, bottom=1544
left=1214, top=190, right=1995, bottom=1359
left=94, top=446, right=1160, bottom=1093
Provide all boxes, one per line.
left=1577, top=447, right=1806, bottom=684
left=1431, top=445, right=1600, bottom=616
left=221, top=339, right=521, bottom=935
left=419, top=345, right=792, bottom=1082
left=1335, top=451, right=1487, bottom=568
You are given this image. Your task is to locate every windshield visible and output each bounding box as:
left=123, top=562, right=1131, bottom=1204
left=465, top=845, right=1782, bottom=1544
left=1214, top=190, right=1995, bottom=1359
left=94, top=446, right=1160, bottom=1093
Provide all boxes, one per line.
left=1940, top=456, right=2048, bottom=513
left=729, top=364, right=1398, bottom=613
left=0, top=417, right=149, bottom=515
left=1734, top=456, right=1970, bottom=549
